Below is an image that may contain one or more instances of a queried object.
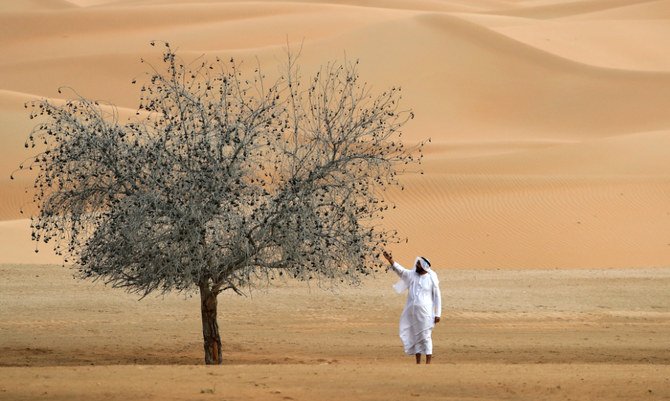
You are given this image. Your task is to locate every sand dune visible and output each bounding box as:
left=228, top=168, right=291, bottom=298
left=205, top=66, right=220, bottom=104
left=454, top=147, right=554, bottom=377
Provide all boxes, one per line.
left=2, top=0, right=670, bottom=269
left=385, top=131, right=670, bottom=268
left=487, top=0, right=662, bottom=18
left=0, top=2, right=370, bottom=45
left=59, top=0, right=508, bottom=13
left=457, top=14, right=670, bottom=71
left=387, top=173, right=670, bottom=268
left=436, top=130, right=670, bottom=175
left=0, top=0, right=75, bottom=11
left=3, top=3, right=670, bottom=138
left=562, top=0, right=670, bottom=19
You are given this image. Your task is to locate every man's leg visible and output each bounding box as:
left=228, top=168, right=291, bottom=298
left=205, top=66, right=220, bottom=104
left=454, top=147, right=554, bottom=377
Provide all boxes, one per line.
left=425, top=336, right=433, bottom=364
left=415, top=353, right=421, bottom=364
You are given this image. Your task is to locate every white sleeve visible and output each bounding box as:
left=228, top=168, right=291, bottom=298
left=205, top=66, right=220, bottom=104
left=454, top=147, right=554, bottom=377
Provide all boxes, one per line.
left=433, top=281, right=442, bottom=318
left=390, top=261, right=411, bottom=278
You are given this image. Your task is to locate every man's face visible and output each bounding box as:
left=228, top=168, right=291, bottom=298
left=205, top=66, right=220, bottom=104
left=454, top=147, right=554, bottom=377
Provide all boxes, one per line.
left=415, top=260, right=425, bottom=274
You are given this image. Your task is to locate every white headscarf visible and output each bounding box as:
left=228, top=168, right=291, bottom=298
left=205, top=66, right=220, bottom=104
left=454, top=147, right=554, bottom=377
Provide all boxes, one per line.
left=417, top=256, right=431, bottom=272
left=393, top=256, right=439, bottom=293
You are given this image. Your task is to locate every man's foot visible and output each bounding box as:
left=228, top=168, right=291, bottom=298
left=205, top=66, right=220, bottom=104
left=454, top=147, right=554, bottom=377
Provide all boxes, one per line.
left=426, top=355, right=432, bottom=364
left=415, top=353, right=421, bottom=364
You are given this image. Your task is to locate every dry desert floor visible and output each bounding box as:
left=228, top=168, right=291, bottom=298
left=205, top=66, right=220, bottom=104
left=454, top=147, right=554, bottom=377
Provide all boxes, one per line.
left=1, top=264, right=669, bottom=400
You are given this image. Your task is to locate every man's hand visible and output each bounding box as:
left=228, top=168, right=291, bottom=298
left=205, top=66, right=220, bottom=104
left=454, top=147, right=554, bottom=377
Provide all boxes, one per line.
left=382, top=250, right=394, bottom=266
left=434, top=317, right=441, bottom=324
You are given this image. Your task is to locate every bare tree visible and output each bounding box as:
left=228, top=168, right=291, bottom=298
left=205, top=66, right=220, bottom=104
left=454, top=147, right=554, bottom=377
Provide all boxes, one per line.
left=16, top=42, right=424, bottom=365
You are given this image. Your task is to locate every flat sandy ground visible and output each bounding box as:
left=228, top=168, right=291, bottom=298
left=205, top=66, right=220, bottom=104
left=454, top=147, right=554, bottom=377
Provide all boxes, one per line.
left=1, top=264, right=668, bottom=400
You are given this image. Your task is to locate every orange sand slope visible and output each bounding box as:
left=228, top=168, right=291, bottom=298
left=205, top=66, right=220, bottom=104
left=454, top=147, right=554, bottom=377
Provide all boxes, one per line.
left=2, top=0, right=670, bottom=267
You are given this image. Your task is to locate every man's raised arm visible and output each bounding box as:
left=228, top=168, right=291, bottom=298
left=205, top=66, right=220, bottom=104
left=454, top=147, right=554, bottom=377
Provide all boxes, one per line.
left=383, top=251, right=411, bottom=278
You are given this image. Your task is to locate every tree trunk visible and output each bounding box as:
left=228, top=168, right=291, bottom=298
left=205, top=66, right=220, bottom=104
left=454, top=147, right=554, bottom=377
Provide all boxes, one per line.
left=199, top=282, right=222, bottom=365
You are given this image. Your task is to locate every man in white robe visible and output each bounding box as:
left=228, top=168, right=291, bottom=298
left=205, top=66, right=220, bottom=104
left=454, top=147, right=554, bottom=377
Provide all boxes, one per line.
left=383, top=251, right=441, bottom=364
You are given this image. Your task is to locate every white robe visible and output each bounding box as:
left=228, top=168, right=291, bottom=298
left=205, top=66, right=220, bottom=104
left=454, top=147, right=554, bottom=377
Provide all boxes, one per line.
left=391, top=261, right=441, bottom=355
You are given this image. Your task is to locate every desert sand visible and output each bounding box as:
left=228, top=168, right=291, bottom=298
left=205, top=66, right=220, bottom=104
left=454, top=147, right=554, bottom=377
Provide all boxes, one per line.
left=3, top=0, right=670, bottom=267
left=1, top=264, right=669, bottom=400
left=1, top=0, right=670, bottom=400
